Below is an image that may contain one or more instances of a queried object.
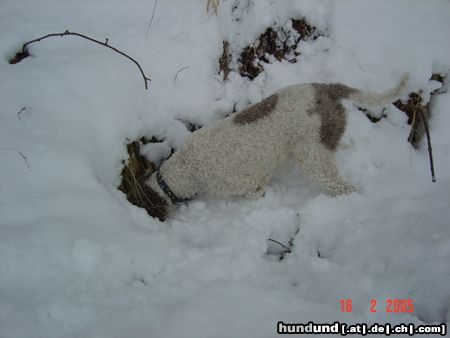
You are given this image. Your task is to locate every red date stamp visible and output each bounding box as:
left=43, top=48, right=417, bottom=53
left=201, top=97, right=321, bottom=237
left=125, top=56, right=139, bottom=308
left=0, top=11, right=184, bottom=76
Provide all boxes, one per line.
left=340, top=299, right=414, bottom=313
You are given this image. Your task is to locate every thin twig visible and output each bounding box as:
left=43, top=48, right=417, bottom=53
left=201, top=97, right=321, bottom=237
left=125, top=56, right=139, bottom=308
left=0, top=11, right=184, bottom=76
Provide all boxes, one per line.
left=420, top=109, right=436, bottom=182
left=146, top=0, right=159, bottom=39
left=21, top=30, right=151, bottom=89
left=173, top=66, right=191, bottom=85
left=268, top=238, right=291, bottom=253
left=0, top=147, right=31, bottom=171
left=17, top=107, right=26, bottom=121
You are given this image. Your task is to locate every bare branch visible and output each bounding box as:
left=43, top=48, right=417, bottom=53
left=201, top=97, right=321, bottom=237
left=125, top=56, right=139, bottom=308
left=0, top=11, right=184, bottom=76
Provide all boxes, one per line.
left=16, top=30, right=151, bottom=90
left=146, top=0, right=159, bottom=39
left=268, top=238, right=292, bottom=253
left=420, top=109, right=436, bottom=182
left=17, top=107, right=26, bottom=121
left=173, top=66, right=191, bottom=85
left=0, top=147, right=31, bottom=171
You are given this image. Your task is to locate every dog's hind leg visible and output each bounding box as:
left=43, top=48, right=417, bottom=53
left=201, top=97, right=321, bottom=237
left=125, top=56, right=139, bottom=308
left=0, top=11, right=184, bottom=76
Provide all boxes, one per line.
left=292, top=141, right=355, bottom=196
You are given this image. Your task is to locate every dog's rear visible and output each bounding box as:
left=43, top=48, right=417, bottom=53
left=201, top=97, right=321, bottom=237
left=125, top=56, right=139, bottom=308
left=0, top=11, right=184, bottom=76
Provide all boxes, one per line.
left=281, top=74, right=409, bottom=196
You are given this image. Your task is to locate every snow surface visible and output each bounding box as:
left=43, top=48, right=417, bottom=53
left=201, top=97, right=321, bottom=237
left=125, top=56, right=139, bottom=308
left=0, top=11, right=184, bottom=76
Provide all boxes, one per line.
left=1, top=0, right=450, bottom=337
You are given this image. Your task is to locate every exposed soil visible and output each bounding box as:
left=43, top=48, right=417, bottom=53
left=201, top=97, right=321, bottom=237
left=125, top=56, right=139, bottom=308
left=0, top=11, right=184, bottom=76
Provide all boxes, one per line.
left=219, top=41, right=231, bottom=81
left=219, top=17, right=323, bottom=81
left=9, top=51, right=28, bottom=64
left=118, top=122, right=203, bottom=216
left=239, top=18, right=321, bottom=80
left=394, top=92, right=429, bottom=148
left=359, top=107, right=387, bottom=123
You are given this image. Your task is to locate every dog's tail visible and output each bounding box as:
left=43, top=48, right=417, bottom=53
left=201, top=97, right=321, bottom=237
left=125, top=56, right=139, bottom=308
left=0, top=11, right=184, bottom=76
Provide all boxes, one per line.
left=348, top=73, right=409, bottom=106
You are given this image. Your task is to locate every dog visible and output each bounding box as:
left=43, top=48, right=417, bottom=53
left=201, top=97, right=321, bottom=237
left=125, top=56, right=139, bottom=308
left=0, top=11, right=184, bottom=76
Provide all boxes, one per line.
left=144, top=76, right=408, bottom=221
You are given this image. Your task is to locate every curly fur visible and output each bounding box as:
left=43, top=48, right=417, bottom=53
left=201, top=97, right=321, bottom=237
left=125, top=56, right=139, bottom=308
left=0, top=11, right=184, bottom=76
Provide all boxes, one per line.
left=146, top=76, right=408, bottom=220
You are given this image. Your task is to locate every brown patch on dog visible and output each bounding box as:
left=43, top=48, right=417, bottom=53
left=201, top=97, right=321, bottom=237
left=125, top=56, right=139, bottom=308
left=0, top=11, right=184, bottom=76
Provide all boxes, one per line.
left=233, top=94, right=279, bottom=124
left=310, top=84, right=355, bottom=150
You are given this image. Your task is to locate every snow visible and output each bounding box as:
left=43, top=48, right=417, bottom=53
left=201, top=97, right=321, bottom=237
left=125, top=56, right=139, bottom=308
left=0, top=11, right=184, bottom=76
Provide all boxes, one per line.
left=1, top=0, right=450, bottom=337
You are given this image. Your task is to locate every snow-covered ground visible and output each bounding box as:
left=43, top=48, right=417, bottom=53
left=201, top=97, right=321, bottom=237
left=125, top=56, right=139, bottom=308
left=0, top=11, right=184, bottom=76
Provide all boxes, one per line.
left=1, top=0, right=450, bottom=337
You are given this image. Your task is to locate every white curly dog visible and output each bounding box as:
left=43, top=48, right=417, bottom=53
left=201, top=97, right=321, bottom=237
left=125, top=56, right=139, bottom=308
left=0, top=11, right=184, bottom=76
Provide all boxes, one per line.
left=144, top=76, right=408, bottom=220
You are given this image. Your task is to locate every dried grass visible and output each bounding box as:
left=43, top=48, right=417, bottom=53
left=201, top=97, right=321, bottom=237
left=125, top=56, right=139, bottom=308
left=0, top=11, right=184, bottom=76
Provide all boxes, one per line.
left=118, top=140, right=155, bottom=208
left=394, top=93, right=428, bottom=148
